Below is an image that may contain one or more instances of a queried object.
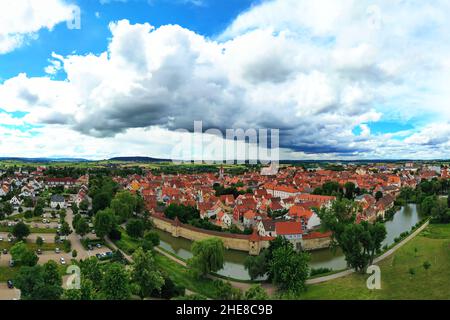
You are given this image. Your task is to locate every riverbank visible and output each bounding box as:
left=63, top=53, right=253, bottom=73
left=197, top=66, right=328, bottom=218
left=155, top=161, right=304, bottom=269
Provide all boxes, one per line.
left=300, top=223, right=450, bottom=299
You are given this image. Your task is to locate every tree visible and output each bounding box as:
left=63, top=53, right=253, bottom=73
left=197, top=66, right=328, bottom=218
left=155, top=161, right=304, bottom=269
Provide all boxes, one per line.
left=111, top=191, right=137, bottom=222
left=79, top=257, right=102, bottom=287
left=94, top=208, right=116, bottom=238
left=60, top=222, right=72, bottom=236
left=14, top=261, right=63, bottom=300
left=11, top=242, right=38, bottom=266
left=131, top=248, right=165, bottom=299
left=244, top=284, right=269, bottom=300
left=318, top=199, right=387, bottom=272
left=79, top=199, right=89, bottom=212
left=36, top=236, right=44, bottom=247
left=2, top=202, right=13, bottom=216
left=188, top=238, right=225, bottom=278
left=423, top=261, right=431, bottom=270
left=92, top=192, right=111, bottom=214
left=214, top=280, right=242, bottom=300
left=344, top=182, right=356, bottom=200
left=12, top=222, right=30, bottom=240
left=63, top=279, right=96, bottom=300
left=100, top=263, right=131, bottom=300
left=375, top=191, right=383, bottom=201
left=269, top=244, right=310, bottom=294
left=244, top=250, right=269, bottom=280
left=72, top=203, right=79, bottom=215
left=74, top=217, right=90, bottom=236
left=126, top=219, right=145, bottom=238
left=142, top=231, right=160, bottom=250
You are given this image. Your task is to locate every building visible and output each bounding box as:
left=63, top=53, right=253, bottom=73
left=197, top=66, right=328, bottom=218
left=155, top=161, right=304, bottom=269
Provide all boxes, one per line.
left=50, top=194, right=66, bottom=209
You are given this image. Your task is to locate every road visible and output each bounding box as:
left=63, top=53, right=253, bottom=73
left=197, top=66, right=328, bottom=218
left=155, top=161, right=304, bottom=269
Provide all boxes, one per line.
left=0, top=283, right=20, bottom=300
left=0, top=232, right=56, bottom=243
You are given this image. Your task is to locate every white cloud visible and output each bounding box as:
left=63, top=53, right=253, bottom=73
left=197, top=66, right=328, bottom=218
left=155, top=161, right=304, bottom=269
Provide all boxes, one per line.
left=0, top=0, right=76, bottom=54
left=1, top=0, right=450, bottom=159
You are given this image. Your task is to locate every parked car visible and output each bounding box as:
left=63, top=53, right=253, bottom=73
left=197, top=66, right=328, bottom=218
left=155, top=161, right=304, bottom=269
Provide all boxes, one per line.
left=7, top=280, right=13, bottom=289
left=0, top=237, right=3, bottom=241
left=60, top=257, right=66, bottom=265
left=55, top=248, right=60, bottom=254
left=2, top=249, right=7, bottom=254
left=36, top=249, right=42, bottom=255
left=87, top=244, right=93, bottom=251
left=9, top=260, right=14, bottom=267
left=96, top=243, right=102, bottom=248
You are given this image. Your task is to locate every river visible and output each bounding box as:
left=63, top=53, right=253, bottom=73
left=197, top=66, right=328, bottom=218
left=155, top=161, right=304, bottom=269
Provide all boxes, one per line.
left=156, top=204, right=423, bottom=280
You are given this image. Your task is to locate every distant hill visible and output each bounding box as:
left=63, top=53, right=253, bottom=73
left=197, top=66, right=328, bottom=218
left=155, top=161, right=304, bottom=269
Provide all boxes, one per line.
left=108, top=156, right=170, bottom=163
left=0, top=157, right=89, bottom=163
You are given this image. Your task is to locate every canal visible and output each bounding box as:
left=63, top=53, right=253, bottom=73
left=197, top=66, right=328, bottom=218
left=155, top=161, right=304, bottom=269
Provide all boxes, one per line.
left=156, top=204, right=424, bottom=280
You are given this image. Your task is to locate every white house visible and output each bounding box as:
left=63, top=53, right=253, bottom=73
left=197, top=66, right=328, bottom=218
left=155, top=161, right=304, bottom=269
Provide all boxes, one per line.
left=50, top=194, right=66, bottom=209
left=10, top=196, right=22, bottom=208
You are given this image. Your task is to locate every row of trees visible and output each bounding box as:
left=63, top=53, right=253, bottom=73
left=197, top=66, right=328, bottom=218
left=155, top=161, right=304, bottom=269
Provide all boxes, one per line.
left=312, top=181, right=368, bottom=200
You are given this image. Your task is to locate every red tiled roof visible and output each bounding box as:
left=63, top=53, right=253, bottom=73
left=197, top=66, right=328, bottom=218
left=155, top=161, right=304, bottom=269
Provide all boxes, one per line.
left=275, top=221, right=303, bottom=235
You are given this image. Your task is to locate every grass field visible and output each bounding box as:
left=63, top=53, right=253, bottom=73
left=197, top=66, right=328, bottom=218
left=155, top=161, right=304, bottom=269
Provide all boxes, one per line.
left=154, top=252, right=219, bottom=299
left=300, top=224, right=450, bottom=300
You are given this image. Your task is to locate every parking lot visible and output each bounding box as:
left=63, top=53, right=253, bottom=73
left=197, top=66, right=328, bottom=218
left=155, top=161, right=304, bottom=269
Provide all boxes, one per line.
left=0, top=283, right=20, bottom=300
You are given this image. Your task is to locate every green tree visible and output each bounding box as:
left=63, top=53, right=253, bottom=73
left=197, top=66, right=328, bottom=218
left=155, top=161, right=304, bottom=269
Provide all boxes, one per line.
left=11, top=241, right=38, bottom=266
left=269, top=244, right=310, bottom=294
left=244, top=284, right=269, bottom=300
left=12, top=221, right=30, bottom=240
left=214, top=280, right=242, bottom=300
left=60, top=222, right=72, bottom=236
left=74, top=217, right=90, bottom=236
left=92, top=192, right=111, bottom=214
left=100, top=263, right=131, bottom=300
left=2, top=202, right=13, bottom=215
left=94, top=208, right=116, bottom=238
left=188, top=238, right=225, bottom=278
left=318, top=199, right=387, bottom=272
left=110, top=191, right=137, bottom=222
left=79, top=199, right=89, bottom=212
left=126, top=219, right=145, bottom=238
left=131, top=248, right=165, bottom=299
left=14, top=262, right=62, bottom=300
left=244, top=249, right=269, bottom=280
left=344, top=182, right=356, bottom=199
left=36, top=236, right=44, bottom=247
left=79, top=257, right=103, bottom=288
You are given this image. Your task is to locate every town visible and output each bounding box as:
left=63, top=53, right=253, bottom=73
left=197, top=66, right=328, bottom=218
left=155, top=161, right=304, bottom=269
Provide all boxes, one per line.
left=0, top=160, right=449, bottom=300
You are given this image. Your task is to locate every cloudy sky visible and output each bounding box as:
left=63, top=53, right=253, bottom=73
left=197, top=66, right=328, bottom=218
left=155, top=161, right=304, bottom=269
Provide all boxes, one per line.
left=0, top=0, right=450, bottom=160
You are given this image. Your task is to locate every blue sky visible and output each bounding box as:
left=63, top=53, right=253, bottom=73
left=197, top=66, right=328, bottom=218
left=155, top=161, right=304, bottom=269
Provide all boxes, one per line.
left=1, top=0, right=450, bottom=160
left=0, top=0, right=255, bottom=81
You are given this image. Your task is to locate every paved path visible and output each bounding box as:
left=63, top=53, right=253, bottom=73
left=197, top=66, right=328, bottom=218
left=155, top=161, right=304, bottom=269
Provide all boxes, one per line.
left=0, top=283, right=20, bottom=300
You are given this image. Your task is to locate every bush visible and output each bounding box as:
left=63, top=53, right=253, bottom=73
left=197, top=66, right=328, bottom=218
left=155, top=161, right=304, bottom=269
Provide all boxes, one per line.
left=310, top=268, right=333, bottom=277
left=72, top=250, right=78, bottom=258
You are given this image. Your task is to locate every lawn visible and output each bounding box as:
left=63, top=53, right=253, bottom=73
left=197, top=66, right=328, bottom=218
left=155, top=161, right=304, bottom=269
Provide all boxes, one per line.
left=0, top=226, right=57, bottom=234
left=0, top=241, right=57, bottom=251
left=154, top=252, right=220, bottom=299
left=0, top=267, right=20, bottom=281
left=300, top=223, right=450, bottom=300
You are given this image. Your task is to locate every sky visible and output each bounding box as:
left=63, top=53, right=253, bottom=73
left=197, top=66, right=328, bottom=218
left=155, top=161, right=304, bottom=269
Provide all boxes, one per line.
left=0, top=0, right=450, bottom=160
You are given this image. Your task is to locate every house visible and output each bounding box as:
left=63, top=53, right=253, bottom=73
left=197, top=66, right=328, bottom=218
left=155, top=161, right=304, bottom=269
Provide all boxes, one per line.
left=257, top=219, right=276, bottom=237
left=10, top=196, right=22, bottom=208
left=275, top=221, right=303, bottom=250
left=243, top=210, right=258, bottom=228
left=265, top=184, right=300, bottom=199
left=50, top=194, right=66, bottom=209
left=217, top=211, right=232, bottom=228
